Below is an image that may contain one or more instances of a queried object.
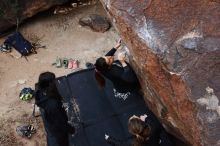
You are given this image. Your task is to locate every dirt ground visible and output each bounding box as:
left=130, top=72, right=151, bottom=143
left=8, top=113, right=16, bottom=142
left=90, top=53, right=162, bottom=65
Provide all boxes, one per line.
left=0, top=2, right=119, bottom=146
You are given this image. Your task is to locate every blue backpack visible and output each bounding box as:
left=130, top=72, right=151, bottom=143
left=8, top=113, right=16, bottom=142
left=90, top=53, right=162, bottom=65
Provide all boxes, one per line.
left=4, top=32, right=36, bottom=56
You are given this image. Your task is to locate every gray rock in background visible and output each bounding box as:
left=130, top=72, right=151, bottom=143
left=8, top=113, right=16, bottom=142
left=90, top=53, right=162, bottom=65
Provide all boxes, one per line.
left=79, top=14, right=111, bottom=32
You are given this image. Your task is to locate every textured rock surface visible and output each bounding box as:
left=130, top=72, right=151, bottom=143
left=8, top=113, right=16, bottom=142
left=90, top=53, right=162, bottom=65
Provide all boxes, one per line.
left=79, top=14, right=111, bottom=32
left=0, top=0, right=69, bottom=33
left=99, top=0, right=220, bottom=146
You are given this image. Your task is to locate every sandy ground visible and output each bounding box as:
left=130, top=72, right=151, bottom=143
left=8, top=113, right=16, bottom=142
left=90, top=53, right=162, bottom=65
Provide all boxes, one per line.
left=0, top=3, right=119, bottom=146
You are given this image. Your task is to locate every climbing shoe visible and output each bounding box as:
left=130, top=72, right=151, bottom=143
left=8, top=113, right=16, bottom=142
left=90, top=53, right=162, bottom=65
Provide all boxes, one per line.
left=16, top=124, right=36, bottom=138
left=19, top=88, right=34, bottom=101
left=63, top=58, right=69, bottom=69
left=0, top=43, right=11, bottom=53
left=85, top=62, right=94, bottom=69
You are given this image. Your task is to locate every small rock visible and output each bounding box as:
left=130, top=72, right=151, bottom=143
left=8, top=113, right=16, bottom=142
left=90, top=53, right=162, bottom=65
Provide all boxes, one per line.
left=34, top=58, right=39, bottom=62
left=71, top=3, right=77, bottom=7
left=18, top=79, right=26, bottom=85
left=54, top=6, right=73, bottom=15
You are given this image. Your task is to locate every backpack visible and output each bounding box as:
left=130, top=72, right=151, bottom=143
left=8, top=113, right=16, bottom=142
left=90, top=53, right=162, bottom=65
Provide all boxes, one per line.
left=4, top=32, right=36, bottom=56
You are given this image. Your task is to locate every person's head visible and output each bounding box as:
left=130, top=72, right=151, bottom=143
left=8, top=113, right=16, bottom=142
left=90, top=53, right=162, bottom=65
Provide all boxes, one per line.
left=128, top=115, right=151, bottom=141
left=37, top=72, right=61, bottom=99
left=38, top=72, right=56, bottom=89
left=94, top=56, right=114, bottom=89
left=95, top=56, right=114, bottom=73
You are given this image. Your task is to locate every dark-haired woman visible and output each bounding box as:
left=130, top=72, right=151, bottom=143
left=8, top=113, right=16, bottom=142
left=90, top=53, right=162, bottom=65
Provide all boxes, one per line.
left=105, top=114, right=174, bottom=146
left=35, top=72, right=75, bottom=146
left=95, top=39, right=139, bottom=93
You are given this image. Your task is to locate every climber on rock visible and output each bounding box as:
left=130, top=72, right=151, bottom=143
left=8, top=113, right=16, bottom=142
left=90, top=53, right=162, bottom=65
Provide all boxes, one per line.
left=95, top=39, right=140, bottom=94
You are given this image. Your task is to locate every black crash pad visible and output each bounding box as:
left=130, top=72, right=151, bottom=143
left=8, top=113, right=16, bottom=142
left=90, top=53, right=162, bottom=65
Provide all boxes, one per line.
left=56, top=68, right=151, bottom=146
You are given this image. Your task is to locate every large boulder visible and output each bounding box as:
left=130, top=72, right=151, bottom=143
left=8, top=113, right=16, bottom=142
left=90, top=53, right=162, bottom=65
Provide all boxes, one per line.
left=0, top=0, right=69, bottom=33
left=99, top=0, right=220, bottom=146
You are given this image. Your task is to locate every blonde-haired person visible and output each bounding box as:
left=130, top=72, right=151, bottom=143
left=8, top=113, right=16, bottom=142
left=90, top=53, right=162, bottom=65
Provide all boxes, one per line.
left=105, top=114, right=173, bottom=146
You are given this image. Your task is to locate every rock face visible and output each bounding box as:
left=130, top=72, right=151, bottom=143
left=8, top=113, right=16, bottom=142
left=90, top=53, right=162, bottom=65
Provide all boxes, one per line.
left=99, top=0, right=220, bottom=146
left=0, top=0, right=69, bottom=33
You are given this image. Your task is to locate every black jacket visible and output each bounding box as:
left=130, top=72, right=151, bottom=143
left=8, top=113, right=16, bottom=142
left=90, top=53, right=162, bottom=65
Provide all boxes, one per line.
left=102, top=48, right=139, bottom=93
left=35, top=89, right=74, bottom=146
left=106, top=136, right=134, bottom=146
